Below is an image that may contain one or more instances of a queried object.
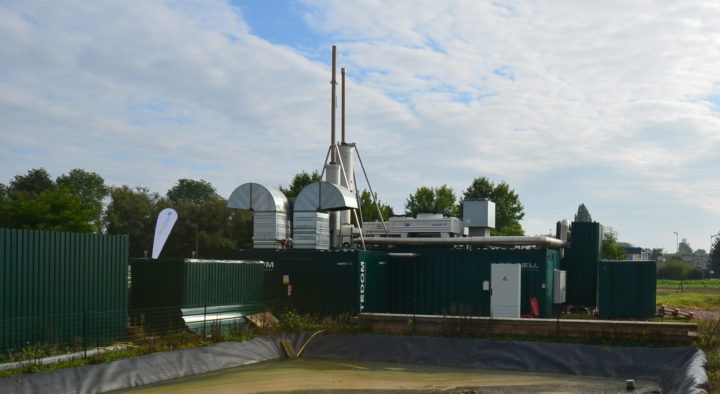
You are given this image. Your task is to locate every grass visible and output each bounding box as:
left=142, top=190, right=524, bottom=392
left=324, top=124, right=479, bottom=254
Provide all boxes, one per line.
left=657, top=279, right=720, bottom=288
left=655, top=280, right=720, bottom=391
left=0, top=331, right=219, bottom=379
left=656, top=293, right=720, bottom=310
left=0, top=311, right=357, bottom=379
left=697, top=320, right=720, bottom=392
left=656, top=279, right=720, bottom=310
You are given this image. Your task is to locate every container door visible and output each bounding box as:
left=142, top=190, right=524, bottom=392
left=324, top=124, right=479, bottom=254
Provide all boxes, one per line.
left=491, top=264, right=521, bottom=318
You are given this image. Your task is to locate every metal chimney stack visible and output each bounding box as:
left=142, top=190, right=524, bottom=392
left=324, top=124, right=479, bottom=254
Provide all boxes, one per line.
left=324, top=46, right=357, bottom=248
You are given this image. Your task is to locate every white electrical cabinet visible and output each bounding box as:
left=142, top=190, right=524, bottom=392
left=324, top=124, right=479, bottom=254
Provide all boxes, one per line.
left=553, top=269, right=567, bottom=304
left=491, top=264, right=521, bottom=318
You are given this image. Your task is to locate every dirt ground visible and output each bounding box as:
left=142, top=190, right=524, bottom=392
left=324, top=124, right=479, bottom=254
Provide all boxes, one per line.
left=122, top=358, right=659, bottom=394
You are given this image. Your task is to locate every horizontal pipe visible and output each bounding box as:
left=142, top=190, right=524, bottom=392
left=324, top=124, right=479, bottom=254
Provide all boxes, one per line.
left=358, top=236, right=566, bottom=248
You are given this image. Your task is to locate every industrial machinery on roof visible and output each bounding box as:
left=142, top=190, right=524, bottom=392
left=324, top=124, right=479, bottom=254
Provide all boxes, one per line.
left=221, top=45, right=654, bottom=321
left=226, top=45, right=569, bottom=251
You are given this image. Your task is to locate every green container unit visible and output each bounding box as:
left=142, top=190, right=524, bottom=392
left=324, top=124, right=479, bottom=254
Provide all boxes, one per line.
left=598, top=260, right=656, bottom=319
left=236, top=249, right=388, bottom=316
left=387, top=248, right=560, bottom=318
left=387, top=249, right=490, bottom=316
left=129, top=259, right=264, bottom=333
left=496, top=248, right=560, bottom=318
left=0, top=228, right=128, bottom=353
left=562, top=222, right=603, bottom=307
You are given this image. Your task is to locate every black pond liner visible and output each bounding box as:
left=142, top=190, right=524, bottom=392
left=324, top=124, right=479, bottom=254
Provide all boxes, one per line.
left=0, top=333, right=707, bottom=394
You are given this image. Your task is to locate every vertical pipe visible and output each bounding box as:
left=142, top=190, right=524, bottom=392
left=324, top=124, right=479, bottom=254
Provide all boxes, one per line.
left=330, top=45, right=337, bottom=163
left=341, top=67, right=346, bottom=144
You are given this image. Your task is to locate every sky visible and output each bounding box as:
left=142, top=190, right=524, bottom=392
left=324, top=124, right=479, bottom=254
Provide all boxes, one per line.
left=1, top=0, right=720, bottom=253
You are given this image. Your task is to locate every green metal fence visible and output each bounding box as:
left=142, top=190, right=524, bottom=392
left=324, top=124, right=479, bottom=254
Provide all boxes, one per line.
left=235, top=249, right=388, bottom=316
left=0, top=228, right=128, bottom=353
left=386, top=248, right=559, bottom=318
left=563, top=222, right=603, bottom=307
left=129, top=259, right=264, bottom=335
left=598, top=260, right=656, bottom=319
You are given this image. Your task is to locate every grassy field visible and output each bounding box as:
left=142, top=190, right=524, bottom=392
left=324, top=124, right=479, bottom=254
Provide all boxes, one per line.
left=657, top=279, right=720, bottom=288
left=656, top=279, right=720, bottom=310
left=656, top=279, right=719, bottom=392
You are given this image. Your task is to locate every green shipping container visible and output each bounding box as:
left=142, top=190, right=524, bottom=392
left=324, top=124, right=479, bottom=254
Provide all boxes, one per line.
left=0, top=228, right=128, bottom=353
left=563, top=222, right=603, bottom=307
left=598, top=260, right=656, bottom=319
left=236, top=249, right=388, bottom=316
left=129, top=259, right=264, bottom=333
left=387, top=248, right=560, bottom=318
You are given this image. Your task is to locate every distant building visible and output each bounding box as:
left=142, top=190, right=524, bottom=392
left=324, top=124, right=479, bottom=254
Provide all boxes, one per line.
left=623, top=247, right=652, bottom=261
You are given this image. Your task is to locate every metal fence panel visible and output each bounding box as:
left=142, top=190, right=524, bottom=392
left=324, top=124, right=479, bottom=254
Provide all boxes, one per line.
left=563, top=222, right=603, bottom=307
left=0, top=228, right=128, bottom=353
left=598, top=260, right=656, bottom=319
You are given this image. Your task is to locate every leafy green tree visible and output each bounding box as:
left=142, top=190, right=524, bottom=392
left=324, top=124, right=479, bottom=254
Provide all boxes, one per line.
left=405, top=185, right=458, bottom=217
left=167, top=179, right=219, bottom=204
left=9, top=168, right=54, bottom=195
left=650, top=248, right=664, bottom=261
left=657, top=258, right=691, bottom=280
left=602, top=226, right=627, bottom=260
left=56, top=169, right=109, bottom=232
left=694, top=249, right=707, bottom=256
left=574, top=203, right=592, bottom=222
left=460, top=177, right=525, bottom=236
left=1, top=188, right=95, bottom=232
left=0, top=183, right=7, bottom=205
left=162, top=198, right=252, bottom=259
left=105, top=179, right=253, bottom=259
left=279, top=170, right=322, bottom=198
left=356, top=190, right=393, bottom=223
left=1, top=168, right=108, bottom=232
left=710, top=236, right=720, bottom=278
left=104, top=186, right=164, bottom=257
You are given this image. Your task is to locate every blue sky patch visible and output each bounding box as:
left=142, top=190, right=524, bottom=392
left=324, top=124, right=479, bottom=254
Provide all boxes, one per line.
left=493, top=66, right=515, bottom=80
left=706, top=95, right=720, bottom=110
left=232, top=0, right=330, bottom=55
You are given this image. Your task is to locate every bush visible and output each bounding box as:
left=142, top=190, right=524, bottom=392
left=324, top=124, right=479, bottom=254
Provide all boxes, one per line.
left=657, top=262, right=691, bottom=280
left=687, top=268, right=705, bottom=280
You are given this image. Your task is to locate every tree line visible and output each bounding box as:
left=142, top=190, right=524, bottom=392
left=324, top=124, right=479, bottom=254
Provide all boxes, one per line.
left=0, top=169, right=528, bottom=255
left=404, top=177, right=525, bottom=236
left=0, top=168, right=254, bottom=259
left=0, top=168, right=400, bottom=258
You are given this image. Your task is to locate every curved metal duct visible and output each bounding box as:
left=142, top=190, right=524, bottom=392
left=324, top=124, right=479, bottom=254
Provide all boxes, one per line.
left=227, top=182, right=289, bottom=213
left=294, top=181, right=358, bottom=212
left=227, top=182, right=290, bottom=249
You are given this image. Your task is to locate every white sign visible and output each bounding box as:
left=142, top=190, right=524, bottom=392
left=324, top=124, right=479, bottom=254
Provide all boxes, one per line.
left=151, top=208, right=178, bottom=259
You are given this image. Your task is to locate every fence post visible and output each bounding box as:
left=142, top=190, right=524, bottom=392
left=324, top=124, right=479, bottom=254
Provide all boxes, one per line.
left=83, top=310, right=88, bottom=358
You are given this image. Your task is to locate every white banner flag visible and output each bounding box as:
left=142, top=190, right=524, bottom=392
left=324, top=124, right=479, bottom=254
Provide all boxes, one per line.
left=152, top=208, right=178, bottom=259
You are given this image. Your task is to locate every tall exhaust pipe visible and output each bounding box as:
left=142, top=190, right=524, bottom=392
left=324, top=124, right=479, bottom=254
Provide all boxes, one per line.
left=341, top=67, right=346, bottom=144
left=330, top=45, right=337, bottom=163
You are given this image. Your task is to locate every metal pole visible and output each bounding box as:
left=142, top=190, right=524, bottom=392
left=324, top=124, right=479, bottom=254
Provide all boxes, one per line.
left=354, top=172, right=365, bottom=226
left=195, top=224, right=199, bottom=258
left=341, top=67, right=346, bottom=144
left=320, top=146, right=331, bottom=179
left=352, top=209, right=366, bottom=250
left=330, top=46, right=337, bottom=163
left=354, top=144, right=389, bottom=235
left=673, top=231, right=679, bottom=254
